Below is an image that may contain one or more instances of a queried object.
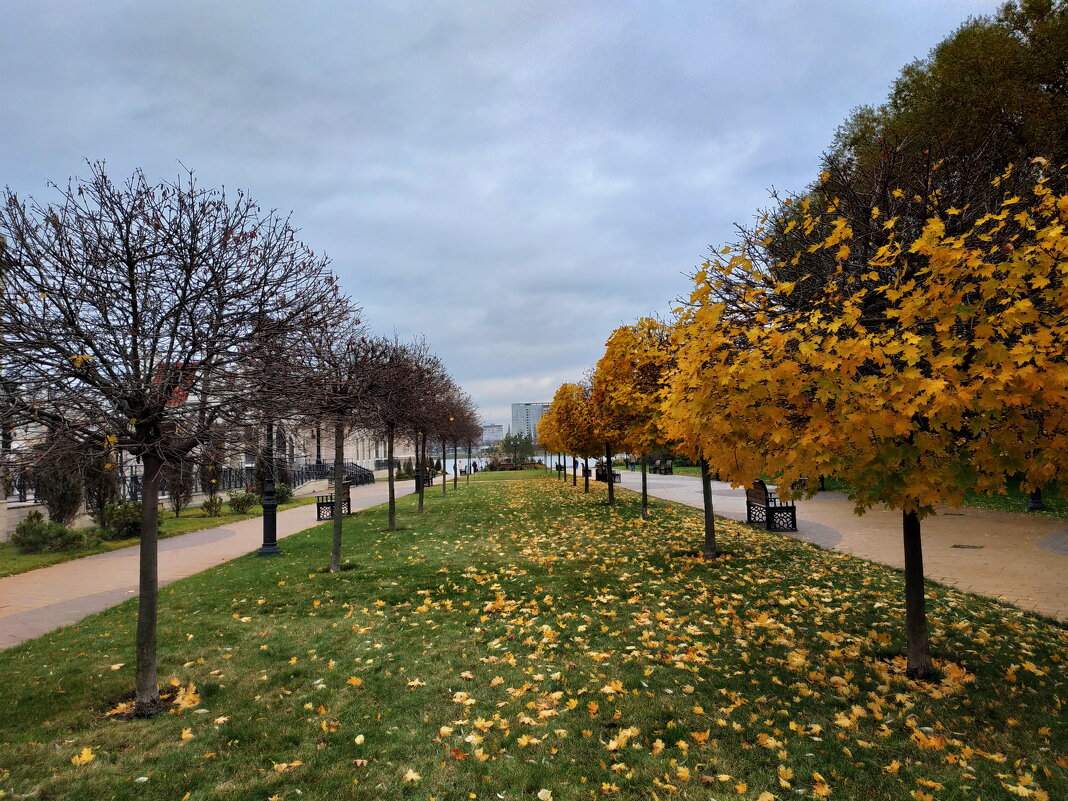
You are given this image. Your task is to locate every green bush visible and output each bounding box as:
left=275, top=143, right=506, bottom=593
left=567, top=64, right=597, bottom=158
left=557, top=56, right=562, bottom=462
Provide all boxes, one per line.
left=12, top=510, right=97, bottom=553
left=201, top=496, right=224, bottom=517
left=275, top=483, right=294, bottom=505
left=226, top=491, right=259, bottom=514
left=100, top=501, right=163, bottom=541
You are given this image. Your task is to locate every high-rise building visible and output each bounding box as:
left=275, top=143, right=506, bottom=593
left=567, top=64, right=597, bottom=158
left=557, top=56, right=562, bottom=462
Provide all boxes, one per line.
left=481, top=423, right=503, bottom=445
left=510, top=402, right=549, bottom=441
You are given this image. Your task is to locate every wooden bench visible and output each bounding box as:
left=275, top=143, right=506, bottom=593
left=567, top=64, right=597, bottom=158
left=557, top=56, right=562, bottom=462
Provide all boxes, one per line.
left=745, top=479, right=797, bottom=532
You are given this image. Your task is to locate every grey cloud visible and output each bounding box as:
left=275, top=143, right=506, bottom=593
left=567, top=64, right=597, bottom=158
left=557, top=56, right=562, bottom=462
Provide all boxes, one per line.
left=1, top=0, right=1000, bottom=426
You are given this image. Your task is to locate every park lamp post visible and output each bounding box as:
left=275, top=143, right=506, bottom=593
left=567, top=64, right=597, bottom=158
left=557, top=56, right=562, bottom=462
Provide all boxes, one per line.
left=258, top=419, right=281, bottom=556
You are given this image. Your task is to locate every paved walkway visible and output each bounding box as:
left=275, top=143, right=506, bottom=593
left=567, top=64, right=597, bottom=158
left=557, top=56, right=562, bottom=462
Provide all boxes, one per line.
left=0, top=481, right=414, bottom=650
left=614, top=471, right=1068, bottom=622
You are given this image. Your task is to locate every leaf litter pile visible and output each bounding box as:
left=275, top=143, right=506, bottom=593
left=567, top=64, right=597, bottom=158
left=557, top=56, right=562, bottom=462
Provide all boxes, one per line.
left=0, top=477, right=1063, bottom=800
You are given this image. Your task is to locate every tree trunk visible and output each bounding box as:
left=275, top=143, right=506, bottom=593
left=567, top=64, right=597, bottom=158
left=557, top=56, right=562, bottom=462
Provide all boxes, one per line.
left=135, top=451, right=162, bottom=714
left=387, top=425, right=396, bottom=531
left=700, top=458, right=715, bottom=560
left=903, top=510, right=934, bottom=679
left=453, top=442, right=458, bottom=490
left=330, top=419, right=344, bottom=572
left=467, top=444, right=472, bottom=485
left=605, top=443, right=615, bottom=506
left=583, top=457, right=589, bottom=493
left=418, top=433, right=426, bottom=513
left=1027, top=488, right=1046, bottom=512
left=572, top=457, right=577, bottom=486
left=441, top=439, right=447, bottom=496
left=641, top=454, right=648, bottom=520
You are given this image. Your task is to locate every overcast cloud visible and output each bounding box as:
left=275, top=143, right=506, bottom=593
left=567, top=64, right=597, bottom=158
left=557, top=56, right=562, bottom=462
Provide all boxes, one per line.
left=1, top=0, right=1000, bottom=425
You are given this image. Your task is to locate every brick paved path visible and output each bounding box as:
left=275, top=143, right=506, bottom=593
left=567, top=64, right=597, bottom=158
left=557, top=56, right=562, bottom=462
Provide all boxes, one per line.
left=0, top=481, right=413, bottom=649
left=614, top=471, right=1068, bottom=621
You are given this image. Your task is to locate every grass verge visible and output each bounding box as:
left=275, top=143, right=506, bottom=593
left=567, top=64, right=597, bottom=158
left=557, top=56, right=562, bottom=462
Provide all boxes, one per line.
left=0, top=497, right=317, bottom=578
left=0, top=478, right=1063, bottom=800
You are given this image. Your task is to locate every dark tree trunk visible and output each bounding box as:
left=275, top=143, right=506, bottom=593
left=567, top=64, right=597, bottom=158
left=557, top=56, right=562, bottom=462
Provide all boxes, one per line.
left=605, top=443, right=615, bottom=506
left=453, top=443, right=458, bottom=490
left=903, top=510, right=934, bottom=679
left=641, top=454, right=648, bottom=520
left=387, top=425, right=396, bottom=531
left=330, top=419, right=344, bottom=572
left=315, top=426, right=322, bottom=464
left=583, top=457, right=589, bottom=493
left=700, top=458, right=715, bottom=560
left=441, top=439, right=447, bottom=496
left=414, top=431, right=422, bottom=493
left=572, top=457, right=577, bottom=486
left=134, top=451, right=162, bottom=714
left=418, top=433, right=426, bottom=513
left=1027, top=488, right=1046, bottom=512
left=467, top=444, right=472, bottom=485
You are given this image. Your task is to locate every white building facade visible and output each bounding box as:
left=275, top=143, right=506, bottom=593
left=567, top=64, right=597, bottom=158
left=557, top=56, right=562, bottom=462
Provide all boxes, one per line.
left=510, top=402, right=549, bottom=442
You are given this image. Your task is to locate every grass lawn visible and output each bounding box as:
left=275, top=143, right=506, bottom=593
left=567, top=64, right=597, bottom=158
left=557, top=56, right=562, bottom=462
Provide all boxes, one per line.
left=0, top=479, right=1064, bottom=800
left=462, top=468, right=547, bottom=482
left=0, top=497, right=317, bottom=578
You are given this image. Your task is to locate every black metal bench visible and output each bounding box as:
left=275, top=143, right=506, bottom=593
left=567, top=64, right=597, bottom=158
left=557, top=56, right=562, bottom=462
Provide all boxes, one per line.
left=595, top=467, right=622, bottom=483
left=316, top=491, right=352, bottom=520
left=745, top=479, right=797, bottom=532
left=651, top=459, right=661, bottom=474
left=661, top=459, right=673, bottom=475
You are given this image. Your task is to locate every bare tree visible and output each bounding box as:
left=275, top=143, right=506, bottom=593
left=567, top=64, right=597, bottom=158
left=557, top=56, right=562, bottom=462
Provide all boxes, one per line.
left=363, top=338, right=427, bottom=531
left=400, top=352, right=450, bottom=514
left=0, top=164, right=343, bottom=714
left=297, top=315, right=389, bottom=572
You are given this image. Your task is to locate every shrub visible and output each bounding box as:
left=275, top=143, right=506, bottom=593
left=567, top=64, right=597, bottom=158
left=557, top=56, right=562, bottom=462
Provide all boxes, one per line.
left=12, top=510, right=97, bottom=553
left=36, top=439, right=83, bottom=526
left=201, top=495, right=224, bottom=517
left=275, top=483, right=294, bottom=505
left=163, top=460, right=195, bottom=518
left=84, top=457, right=120, bottom=525
left=227, top=491, right=259, bottom=514
left=100, top=501, right=163, bottom=541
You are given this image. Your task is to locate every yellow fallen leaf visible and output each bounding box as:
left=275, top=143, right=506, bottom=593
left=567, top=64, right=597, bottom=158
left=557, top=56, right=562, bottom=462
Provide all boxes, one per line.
left=537, top=791, right=553, bottom=801
left=346, top=677, right=364, bottom=687
left=402, top=768, right=421, bottom=783
left=180, top=728, right=194, bottom=741
left=70, top=747, right=95, bottom=766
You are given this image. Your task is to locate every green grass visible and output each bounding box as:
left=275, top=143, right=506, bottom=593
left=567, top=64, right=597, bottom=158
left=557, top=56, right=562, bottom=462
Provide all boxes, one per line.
left=0, top=497, right=317, bottom=578
left=462, top=468, right=546, bottom=482
left=0, top=478, right=1064, bottom=800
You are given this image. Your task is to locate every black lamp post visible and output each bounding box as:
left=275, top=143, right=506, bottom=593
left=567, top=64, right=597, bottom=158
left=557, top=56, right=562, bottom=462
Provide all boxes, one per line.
left=258, top=419, right=281, bottom=556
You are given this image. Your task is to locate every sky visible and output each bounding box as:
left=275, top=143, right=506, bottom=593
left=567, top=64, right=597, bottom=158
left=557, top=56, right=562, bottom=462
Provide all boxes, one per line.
left=1, top=0, right=1001, bottom=427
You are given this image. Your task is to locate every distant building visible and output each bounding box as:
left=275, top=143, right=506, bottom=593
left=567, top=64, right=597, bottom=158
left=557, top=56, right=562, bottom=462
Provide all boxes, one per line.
left=510, top=402, right=549, bottom=442
left=482, top=423, right=504, bottom=445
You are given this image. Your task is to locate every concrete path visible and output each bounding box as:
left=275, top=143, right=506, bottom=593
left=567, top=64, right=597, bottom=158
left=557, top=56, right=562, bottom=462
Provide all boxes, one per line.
left=613, top=470, right=1068, bottom=622
left=0, top=481, right=414, bottom=650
